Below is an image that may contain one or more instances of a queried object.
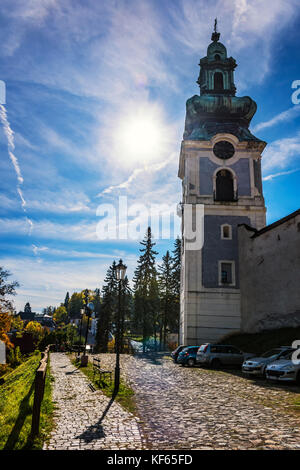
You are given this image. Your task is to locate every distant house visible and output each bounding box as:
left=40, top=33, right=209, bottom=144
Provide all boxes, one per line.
left=35, top=314, right=56, bottom=331
left=18, top=302, right=36, bottom=323
left=18, top=311, right=36, bottom=322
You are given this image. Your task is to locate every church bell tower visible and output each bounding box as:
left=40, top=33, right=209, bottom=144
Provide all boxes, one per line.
left=178, top=22, right=267, bottom=345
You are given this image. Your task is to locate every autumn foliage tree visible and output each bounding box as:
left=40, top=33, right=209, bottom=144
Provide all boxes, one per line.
left=0, top=267, right=19, bottom=349
left=0, top=266, right=19, bottom=312
left=0, top=310, right=13, bottom=348
left=24, top=321, right=44, bottom=346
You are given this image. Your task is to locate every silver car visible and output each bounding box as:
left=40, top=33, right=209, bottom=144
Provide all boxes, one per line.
left=196, top=343, right=253, bottom=368
left=266, top=350, right=300, bottom=384
left=242, top=347, right=294, bottom=377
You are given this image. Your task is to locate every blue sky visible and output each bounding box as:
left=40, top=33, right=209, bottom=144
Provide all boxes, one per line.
left=0, top=0, right=300, bottom=313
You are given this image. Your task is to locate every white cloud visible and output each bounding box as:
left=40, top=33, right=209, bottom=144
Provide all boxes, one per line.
left=169, top=0, right=298, bottom=87
left=3, top=253, right=139, bottom=313
left=99, top=152, right=177, bottom=196
left=0, top=104, right=34, bottom=233
left=0, top=217, right=98, bottom=241
left=262, top=132, right=300, bottom=172
left=263, top=168, right=300, bottom=181
left=253, top=106, right=300, bottom=133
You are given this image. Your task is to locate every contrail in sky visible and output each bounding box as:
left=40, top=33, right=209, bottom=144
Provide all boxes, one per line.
left=0, top=104, right=33, bottom=234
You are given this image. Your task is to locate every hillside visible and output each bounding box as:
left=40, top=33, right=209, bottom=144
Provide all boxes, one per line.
left=0, top=352, right=53, bottom=450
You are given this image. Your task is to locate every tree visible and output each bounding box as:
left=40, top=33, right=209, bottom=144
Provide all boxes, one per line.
left=158, top=250, right=174, bottom=350
left=53, top=305, right=69, bottom=325
left=25, top=321, right=44, bottom=346
left=170, top=238, right=181, bottom=337
left=133, top=227, right=158, bottom=352
left=120, top=276, right=133, bottom=353
left=0, top=311, right=13, bottom=348
left=0, top=266, right=19, bottom=312
left=42, top=306, right=55, bottom=316
left=68, top=292, right=84, bottom=319
left=95, top=262, right=117, bottom=353
left=64, top=292, right=70, bottom=310
left=93, top=288, right=101, bottom=317
left=11, top=315, right=24, bottom=337
left=24, top=302, right=31, bottom=314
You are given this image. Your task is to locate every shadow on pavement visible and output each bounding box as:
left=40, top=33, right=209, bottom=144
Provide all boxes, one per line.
left=189, top=364, right=300, bottom=393
left=76, top=392, right=118, bottom=443
left=134, top=352, right=169, bottom=366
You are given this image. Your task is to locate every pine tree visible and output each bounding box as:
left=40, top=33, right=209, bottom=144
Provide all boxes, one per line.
left=133, top=227, right=158, bottom=352
left=68, top=293, right=84, bottom=319
left=170, top=238, right=181, bottom=337
left=95, top=262, right=117, bottom=353
left=158, top=250, right=174, bottom=350
left=93, top=288, right=101, bottom=317
left=64, top=292, right=70, bottom=310
left=24, top=302, right=31, bottom=313
left=120, top=276, right=133, bottom=353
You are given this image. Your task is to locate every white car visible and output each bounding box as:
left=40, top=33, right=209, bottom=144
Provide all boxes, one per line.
left=242, top=347, right=294, bottom=377
left=266, top=350, right=300, bottom=384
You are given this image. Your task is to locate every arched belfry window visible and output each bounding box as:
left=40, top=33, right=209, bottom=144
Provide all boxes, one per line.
left=214, top=72, right=224, bottom=90
left=215, top=170, right=235, bottom=201
left=221, top=224, right=232, bottom=240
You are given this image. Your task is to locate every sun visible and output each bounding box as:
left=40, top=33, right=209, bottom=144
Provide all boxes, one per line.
left=115, top=103, right=169, bottom=166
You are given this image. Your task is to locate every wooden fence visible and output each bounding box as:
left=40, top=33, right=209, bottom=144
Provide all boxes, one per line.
left=31, top=345, right=51, bottom=437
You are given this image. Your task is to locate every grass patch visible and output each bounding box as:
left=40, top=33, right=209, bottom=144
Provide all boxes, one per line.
left=0, top=352, right=54, bottom=450
left=71, top=355, right=136, bottom=415
left=218, top=327, right=300, bottom=354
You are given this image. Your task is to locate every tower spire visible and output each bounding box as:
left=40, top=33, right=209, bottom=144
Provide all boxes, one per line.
left=211, top=18, right=220, bottom=42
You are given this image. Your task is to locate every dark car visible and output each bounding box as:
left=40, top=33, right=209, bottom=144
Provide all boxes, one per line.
left=177, top=346, right=200, bottom=367
left=196, top=343, right=254, bottom=368
left=171, top=345, right=187, bottom=363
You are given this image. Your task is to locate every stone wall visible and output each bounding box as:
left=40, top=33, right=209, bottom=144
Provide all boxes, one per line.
left=238, top=210, right=300, bottom=333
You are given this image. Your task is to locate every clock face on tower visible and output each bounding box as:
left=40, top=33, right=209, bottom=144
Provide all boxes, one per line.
left=213, top=141, right=235, bottom=159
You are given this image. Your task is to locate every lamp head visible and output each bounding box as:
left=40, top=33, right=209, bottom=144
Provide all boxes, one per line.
left=116, top=259, right=127, bottom=281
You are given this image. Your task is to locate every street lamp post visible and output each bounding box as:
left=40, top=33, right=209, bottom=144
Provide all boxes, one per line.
left=80, top=289, right=94, bottom=367
left=114, top=259, right=127, bottom=396
left=84, top=302, right=94, bottom=355
left=78, top=309, right=85, bottom=357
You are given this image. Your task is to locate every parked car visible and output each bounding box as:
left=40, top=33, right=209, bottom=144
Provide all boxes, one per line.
left=171, top=345, right=187, bottom=363
left=177, top=346, right=200, bottom=367
left=242, top=347, right=294, bottom=377
left=196, top=343, right=253, bottom=368
left=266, top=350, right=300, bottom=384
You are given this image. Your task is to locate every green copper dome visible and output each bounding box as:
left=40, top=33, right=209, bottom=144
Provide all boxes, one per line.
left=184, top=25, right=262, bottom=143
left=207, top=41, right=227, bottom=61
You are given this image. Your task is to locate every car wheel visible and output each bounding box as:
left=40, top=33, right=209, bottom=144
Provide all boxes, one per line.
left=187, top=358, right=195, bottom=367
left=211, top=359, right=221, bottom=369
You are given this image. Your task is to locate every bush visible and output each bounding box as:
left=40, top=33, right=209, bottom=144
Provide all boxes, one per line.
left=7, top=346, right=23, bottom=368
left=107, top=338, right=115, bottom=353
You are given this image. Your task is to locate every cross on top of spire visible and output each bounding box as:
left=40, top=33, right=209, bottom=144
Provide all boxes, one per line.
left=211, top=18, right=220, bottom=42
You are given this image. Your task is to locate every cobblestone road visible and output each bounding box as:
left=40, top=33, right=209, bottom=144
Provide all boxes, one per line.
left=44, top=353, right=144, bottom=450
left=98, top=353, right=300, bottom=450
